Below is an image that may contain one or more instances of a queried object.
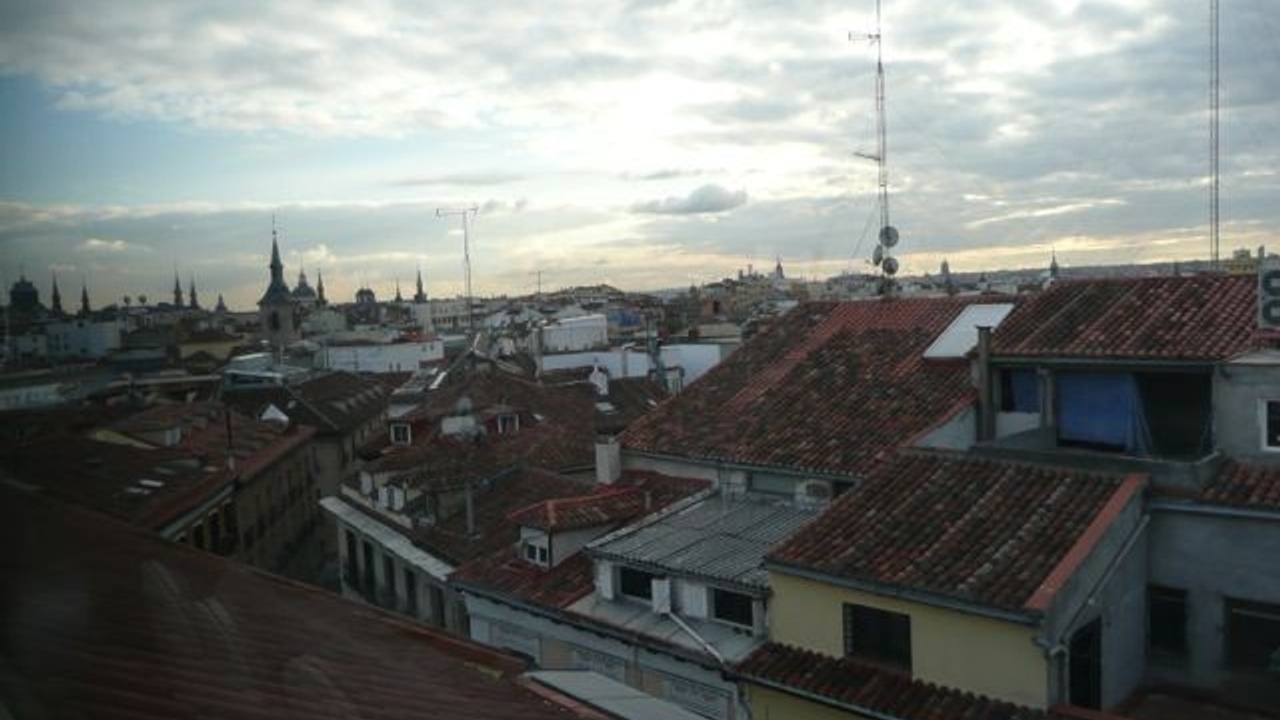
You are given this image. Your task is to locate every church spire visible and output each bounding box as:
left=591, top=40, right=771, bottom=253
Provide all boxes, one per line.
left=189, top=276, right=200, bottom=310
left=173, top=271, right=184, bottom=308
left=414, top=266, right=427, bottom=303
left=394, top=279, right=404, bottom=304
left=316, top=269, right=326, bottom=305
left=51, top=272, right=63, bottom=316
left=80, top=281, right=91, bottom=317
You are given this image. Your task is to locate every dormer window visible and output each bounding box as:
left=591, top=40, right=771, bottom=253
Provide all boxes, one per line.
left=498, top=413, right=519, bottom=435
left=618, top=566, right=656, bottom=601
left=522, top=541, right=549, bottom=566
left=390, top=422, right=411, bottom=446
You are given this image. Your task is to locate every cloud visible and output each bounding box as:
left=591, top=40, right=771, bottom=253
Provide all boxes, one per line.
left=632, top=184, right=748, bottom=215
left=78, top=238, right=136, bottom=253
left=393, top=173, right=526, bottom=187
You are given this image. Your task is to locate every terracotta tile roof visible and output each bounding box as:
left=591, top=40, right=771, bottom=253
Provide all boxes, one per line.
left=414, top=469, right=594, bottom=566
left=223, top=370, right=387, bottom=435
left=735, top=642, right=1067, bottom=720
left=0, top=486, right=584, bottom=720
left=991, top=275, right=1258, bottom=361
left=1200, top=460, right=1280, bottom=511
left=454, top=472, right=709, bottom=607
left=507, top=487, right=650, bottom=532
left=454, top=550, right=598, bottom=609
left=620, top=297, right=995, bottom=477
left=769, top=450, right=1140, bottom=614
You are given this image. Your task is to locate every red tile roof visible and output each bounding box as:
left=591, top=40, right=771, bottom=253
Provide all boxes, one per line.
left=454, top=472, right=709, bottom=608
left=0, top=486, right=585, bottom=720
left=507, top=486, right=650, bottom=532
left=1200, top=460, right=1280, bottom=511
left=735, top=642, right=1069, bottom=720
left=621, top=297, right=995, bottom=477
left=991, top=275, right=1258, bottom=361
left=769, top=450, right=1140, bottom=614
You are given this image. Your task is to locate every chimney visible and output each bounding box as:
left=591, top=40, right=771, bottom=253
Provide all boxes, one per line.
left=596, top=438, right=622, bottom=485
left=976, top=326, right=996, bottom=442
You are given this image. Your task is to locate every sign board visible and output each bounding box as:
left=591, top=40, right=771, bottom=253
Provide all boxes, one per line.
left=1261, top=257, right=1280, bottom=330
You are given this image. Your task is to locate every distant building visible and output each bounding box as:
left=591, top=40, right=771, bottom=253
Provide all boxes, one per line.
left=257, top=229, right=300, bottom=350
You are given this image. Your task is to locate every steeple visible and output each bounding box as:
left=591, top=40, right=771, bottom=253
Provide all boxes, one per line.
left=1049, top=250, right=1060, bottom=280
left=394, top=280, right=404, bottom=304
left=258, top=225, right=293, bottom=306
left=215, top=294, right=227, bottom=313
left=316, top=269, right=326, bottom=305
left=50, top=273, right=63, bottom=316
left=189, top=276, right=200, bottom=310
left=80, top=282, right=91, bottom=317
left=173, top=271, right=184, bottom=308
left=414, top=267, right=428, bottom=303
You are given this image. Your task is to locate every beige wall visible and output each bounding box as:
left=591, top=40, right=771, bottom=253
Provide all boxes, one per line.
left=770, top=571, right=1048, bottom=708
left=746, top=685, right=873, bottom=720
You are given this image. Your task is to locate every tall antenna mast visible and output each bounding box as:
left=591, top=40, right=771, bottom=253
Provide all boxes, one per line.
left=436, top=205, right=480, bottom=336
left=853, top=0, right=900, bottom=294
left=1209, top=0, right=1220, bottom=271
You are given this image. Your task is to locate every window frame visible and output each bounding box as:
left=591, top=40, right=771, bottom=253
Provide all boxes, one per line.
left=710, top=587, right=755, bottom=629
left=1224, top=596, right=1280, bottom=671
left=617, top=566, right=656, bottom=602
left=1147, top=585, right=1188, bottom=663
left=1260, top=399, right=1280, bottom=452
left=843, top=602, right=912, bottom=672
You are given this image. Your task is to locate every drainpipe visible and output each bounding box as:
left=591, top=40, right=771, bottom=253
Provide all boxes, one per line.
left=977, top=325, right=995, bottom=442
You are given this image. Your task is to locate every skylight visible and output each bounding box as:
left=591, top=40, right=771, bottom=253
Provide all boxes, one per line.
left=922, top=304, right=1015, bottom=359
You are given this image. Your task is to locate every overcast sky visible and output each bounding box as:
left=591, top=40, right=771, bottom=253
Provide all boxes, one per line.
left=2, top=0, right=1277, bottom=310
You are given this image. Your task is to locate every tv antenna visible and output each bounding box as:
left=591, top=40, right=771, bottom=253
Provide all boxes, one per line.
left=1209, top=0, right=1220, bottom=271
left=852, top=0, right=899, bottom=294
left=436, top=205, right=479, bottom=335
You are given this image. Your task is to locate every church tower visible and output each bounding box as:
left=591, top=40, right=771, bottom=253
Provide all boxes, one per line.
left=414, top=267, right=428, bottom=303
left=50, top=273, right=64, bottom=316
left=257, top=226, right=300, bottom=350
left=173, top=271, right=184, bottom=308
left=189, top=276, right=200, bottom=310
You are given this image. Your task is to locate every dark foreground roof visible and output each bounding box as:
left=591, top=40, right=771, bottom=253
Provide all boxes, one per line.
left=769, top=450, right=1144, bottom=614
left=0, top=486, right=582, bottom=720
left=621, top=297, right=992, bottom=477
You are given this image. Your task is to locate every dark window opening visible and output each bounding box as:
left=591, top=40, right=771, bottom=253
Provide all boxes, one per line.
left=404, top=567, right=418, bottom=615
left=192, top=522, right=206, bottom=550
left=999, top=368, right=1039, bottom=413
left=711, top=588, right=754, bottom=628
left=1266, top=401, right=1280, bottom=450
left=361, top=540, right=375, bottom=592
left=843, top=603, right=912, bottom=672
left=1136, top=372, right=1211, bottom=458
left=383, top=554, right=396, bottom=596
left=1225, top=597, right=1280, bottom=671
left=618, top=567, right=655, bottom=601
left=344, top=530, right=358, bottom=585
left=1148, top=585, right=1188, bottom=663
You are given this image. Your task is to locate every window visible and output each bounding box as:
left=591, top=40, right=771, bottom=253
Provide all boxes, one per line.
left=498, top=413, right=519, bottom=434
left=711, top=588, right=754, bottom=628
left=748, top=474, right=794, bottom=497
left=383, top=554, right=396, bottom=596
left=1225, top=597, right=1280, bottom=671
left=618, top=567, right=656, bottom=601
left=1148, top=585, right=1188, bottom=662
left=522, top=542, right=549, bottom=566
left=844, top=603, right=912, bottom=672
left=391, top=423, right=411, bottom=446
left=404, top=567, right=418, bottom=615
left=192, top=522, right=206, bottom=550
left=999, top=368, right=1039, bottom=413
left=1264, top=400, right=1280, bottom=450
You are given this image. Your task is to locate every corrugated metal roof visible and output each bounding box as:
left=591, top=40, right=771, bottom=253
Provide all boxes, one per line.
left=588, top=494, right=814, bottom=589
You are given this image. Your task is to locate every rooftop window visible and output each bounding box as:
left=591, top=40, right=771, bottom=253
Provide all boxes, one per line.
left=618, top=566, right=655, bottom=602
left=844, top=602, right=912, bottom=672
left=711, top=588, right=754, bottom=629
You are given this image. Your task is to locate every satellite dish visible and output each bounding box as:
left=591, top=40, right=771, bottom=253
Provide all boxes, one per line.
left=879, top=225, right=899, bottom=248
left=883, top=256, right=899, bottom=276
left=872, top=244, right=885, bottom=266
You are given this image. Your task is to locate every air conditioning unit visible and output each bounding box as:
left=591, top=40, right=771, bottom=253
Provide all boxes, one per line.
left=1260, top=257, right=1280, bottom=330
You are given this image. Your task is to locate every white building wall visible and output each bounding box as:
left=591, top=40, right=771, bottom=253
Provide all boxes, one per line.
left=541, top=314, right=609, bottom=353
left=320, top=341, right=444, bottom=373
left=45, top=319, right=122, bottom=360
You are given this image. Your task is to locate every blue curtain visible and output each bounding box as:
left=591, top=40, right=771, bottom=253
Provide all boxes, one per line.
left=1056, top=372, right=1150, bottom=453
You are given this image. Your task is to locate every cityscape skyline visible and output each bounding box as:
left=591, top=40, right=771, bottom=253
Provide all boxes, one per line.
left=3, top=0, right=1279, bottom=310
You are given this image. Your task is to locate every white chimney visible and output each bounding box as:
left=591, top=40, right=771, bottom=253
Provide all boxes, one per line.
left=595, top=438, right=622, bottom=485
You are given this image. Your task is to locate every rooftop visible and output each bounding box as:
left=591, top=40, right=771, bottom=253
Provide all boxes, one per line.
left=1199, top=459, right=1280, bottom=512
left=991, top=274, right=1259, bottom=362
left=734, top=642, right=1071, bottom=720
left=769, top=449, right=1144, bottom=615
left=620, top=296, right=997, bottom=477
left=0, top=485, right=584, bottom=720
left=589, top=492, right=813, bottom=591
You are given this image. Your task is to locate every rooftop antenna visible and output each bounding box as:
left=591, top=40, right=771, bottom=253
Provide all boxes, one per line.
left=852, top=0, right=899, bottom=294
left=436, top=205, right=479, bottom=336
left=1209, top=0, right=1220, bottom=271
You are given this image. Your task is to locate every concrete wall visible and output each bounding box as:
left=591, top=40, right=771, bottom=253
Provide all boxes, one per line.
left=768, top=571, right=1048, bottom=709
left=913, top=405, right=975, bottom=450
left=1214, top=361, right=1280, bottom=458
left=1147, top=506, right=1280, bottom=691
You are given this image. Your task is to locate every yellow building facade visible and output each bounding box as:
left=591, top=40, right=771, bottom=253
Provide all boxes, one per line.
left=766, top=571, right=1048, bottom=709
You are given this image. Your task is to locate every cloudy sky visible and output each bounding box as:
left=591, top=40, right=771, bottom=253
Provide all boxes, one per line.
left=2, top=0, right=1277, bottom=310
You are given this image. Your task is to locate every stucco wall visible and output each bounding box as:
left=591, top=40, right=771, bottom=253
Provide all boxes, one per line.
left=1148, top=506, right=1280, bottom=690
left=1214, top=362, right=1280, bottom=458
left=769, top=571, right=1048, bottom=708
